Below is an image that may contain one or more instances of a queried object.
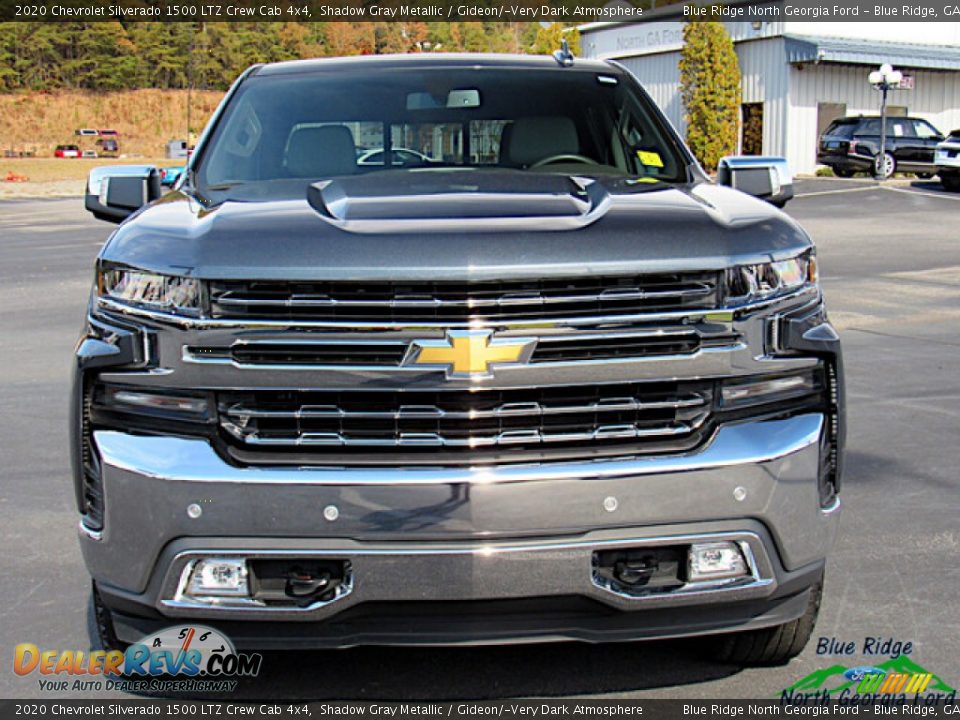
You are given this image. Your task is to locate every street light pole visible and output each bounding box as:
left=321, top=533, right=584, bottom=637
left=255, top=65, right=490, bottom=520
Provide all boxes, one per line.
left=868, top=63, right=903, bottom=181
left=878, top=82, right=887, bottom=179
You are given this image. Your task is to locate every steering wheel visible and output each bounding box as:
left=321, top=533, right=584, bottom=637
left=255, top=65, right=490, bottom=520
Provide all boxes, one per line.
left=530, top=154, right=597, bottom=168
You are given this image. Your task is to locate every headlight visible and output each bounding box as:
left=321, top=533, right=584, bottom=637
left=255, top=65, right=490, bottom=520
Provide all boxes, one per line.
left=725, top=250, right=817, bottom=304
left=98, top=267, right=202, bottom=316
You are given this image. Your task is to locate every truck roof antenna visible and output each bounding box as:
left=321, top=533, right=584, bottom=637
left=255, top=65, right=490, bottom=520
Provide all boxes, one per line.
left=553, top=38, right=575, bottom=67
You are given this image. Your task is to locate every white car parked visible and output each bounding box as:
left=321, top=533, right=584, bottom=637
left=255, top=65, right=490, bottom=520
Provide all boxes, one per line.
left=935, top=130, right=960, bottom=192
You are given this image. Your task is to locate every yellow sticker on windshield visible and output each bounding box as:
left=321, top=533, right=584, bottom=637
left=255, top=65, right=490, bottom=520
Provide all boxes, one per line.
left=636, top=150, right=664, bottom=168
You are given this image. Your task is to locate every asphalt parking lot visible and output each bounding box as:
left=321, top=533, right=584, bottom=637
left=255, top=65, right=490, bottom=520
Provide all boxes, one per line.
left=0, top=178, right=958, bottom=700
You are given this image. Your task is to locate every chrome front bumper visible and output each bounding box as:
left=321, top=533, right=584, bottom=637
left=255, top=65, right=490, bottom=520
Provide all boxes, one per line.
left=82, top=412, right=839, bottom=632
left=159, top=531, right=773, bottom=620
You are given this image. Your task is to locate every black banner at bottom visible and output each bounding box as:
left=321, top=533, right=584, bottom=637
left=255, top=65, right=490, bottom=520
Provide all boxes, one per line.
left=1, top=700, right=958, bottom=720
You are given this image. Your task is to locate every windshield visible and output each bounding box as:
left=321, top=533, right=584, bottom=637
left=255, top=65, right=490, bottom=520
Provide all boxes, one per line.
left=196, top=66, right=689, bottom=197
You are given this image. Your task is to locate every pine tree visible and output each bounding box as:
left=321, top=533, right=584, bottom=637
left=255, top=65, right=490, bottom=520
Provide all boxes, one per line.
left=0, top=21, right=599, bottom=93
left=678, top=19, right=741, bottom=172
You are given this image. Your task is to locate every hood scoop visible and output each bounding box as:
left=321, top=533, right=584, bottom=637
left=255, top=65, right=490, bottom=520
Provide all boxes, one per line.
left=307, top=171, right=611, bottom=234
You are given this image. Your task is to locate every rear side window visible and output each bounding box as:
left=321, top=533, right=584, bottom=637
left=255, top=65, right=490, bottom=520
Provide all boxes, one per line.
left=913, top=119, right=941, bottom=139
left=825, top=122, right=855, bottom=139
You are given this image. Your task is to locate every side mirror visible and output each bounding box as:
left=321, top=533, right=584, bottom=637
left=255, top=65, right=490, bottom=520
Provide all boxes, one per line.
left=85, top=165, right=162, bottom=223
left=717, top=156, right=794, bottom=208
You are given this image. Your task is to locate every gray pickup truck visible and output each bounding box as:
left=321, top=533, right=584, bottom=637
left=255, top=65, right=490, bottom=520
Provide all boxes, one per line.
left=75, top=52, right=843, bottom=665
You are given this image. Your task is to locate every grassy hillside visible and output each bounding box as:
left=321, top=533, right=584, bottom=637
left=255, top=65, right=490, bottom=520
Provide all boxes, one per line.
left=0, top=89, right=223, bottom=159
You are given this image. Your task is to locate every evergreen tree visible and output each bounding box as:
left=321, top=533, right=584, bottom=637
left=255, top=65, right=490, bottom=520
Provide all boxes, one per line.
left=678, top=19, right=741, bottom=172
left=0, top=20, right=587, bottom=92
left=531, top=23, right=580, bottom=55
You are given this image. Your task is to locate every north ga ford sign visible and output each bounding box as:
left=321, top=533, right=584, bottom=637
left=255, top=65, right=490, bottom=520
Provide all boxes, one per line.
left=582, top=21, right=685, bottom=59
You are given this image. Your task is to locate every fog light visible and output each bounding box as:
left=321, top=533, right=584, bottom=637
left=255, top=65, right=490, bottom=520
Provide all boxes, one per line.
left=113, top=390, right=206, bottom=414
left=720, top=372, right=816, bottom=408
left=688, top=542, right=748, bottom=582
left=187, top=558, right=249, bottom=597
left=105, top=386, right=210, bottom=419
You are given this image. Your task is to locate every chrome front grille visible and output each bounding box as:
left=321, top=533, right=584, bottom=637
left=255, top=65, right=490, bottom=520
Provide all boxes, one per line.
left=184, top=328, right=738, bottom=369
left=208, top=273, right=720, bottom=323
left=217, top=382, right=713, bottom=462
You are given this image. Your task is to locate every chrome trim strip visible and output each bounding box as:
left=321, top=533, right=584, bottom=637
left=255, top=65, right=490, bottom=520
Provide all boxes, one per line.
left=219, top=393, right=709, bottom=421
left=212, top=284, right=714, bottom=309
left=535, top=327, right=700, bottom=342
left=221, top=418, right=704, bottom=449
left=233, top=338, right=409, bottom=347
left=183, top=342, right=746, bottom=373
left=844, top=153, right=937, bottom=167
left=96, top=286, right=819, bottom=330
left=93, top=413, right=824, bottom=485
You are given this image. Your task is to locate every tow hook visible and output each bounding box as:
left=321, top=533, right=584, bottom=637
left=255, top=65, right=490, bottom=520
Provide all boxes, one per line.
left=285, top=567, right=331, bottom=598
left=614, top=556, right=658, bottom=586
left=247, top=558, right=350, bottom=607
left=593, top=546, right=686, bottom=594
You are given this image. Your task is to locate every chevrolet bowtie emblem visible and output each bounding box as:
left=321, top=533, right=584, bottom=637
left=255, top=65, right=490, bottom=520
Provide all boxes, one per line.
left=405, top=330, right=536, bottom=378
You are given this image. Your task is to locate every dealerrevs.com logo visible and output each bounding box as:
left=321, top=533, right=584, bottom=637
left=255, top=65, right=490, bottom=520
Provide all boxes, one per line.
left=15, top=625, right=262, bottom=693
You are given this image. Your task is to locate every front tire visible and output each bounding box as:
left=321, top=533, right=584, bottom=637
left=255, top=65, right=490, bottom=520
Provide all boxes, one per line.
left=833, top=167, right=855, bottom=178
left=875, top=152, right=896, bottom=179
left=941, top=174, right=960, bottom=192
left=88, top=581, right=127, bottom=652
left=713, top=581, right=822, bottom=666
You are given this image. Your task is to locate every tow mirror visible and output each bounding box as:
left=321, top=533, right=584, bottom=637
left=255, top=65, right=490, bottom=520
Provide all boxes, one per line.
left=85, top=165, right=162, bottom=223
left=717, top=156, right=794, bottom=208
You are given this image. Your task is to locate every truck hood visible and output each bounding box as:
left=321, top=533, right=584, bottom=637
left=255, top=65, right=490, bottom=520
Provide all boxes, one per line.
left=101, top=171, right=812, bottom=281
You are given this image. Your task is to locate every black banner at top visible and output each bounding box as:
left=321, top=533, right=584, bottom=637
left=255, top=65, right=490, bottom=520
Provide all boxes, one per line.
left=1, top=0, right=959, bottom=22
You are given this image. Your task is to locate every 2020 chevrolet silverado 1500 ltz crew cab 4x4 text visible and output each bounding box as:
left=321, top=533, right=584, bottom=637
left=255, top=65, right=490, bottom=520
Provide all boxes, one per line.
left=75, top=53, right=842, bottom=665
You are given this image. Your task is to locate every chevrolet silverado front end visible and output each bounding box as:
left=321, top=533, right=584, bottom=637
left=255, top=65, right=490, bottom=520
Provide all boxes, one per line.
left=75, top=54, right=844, bottom=665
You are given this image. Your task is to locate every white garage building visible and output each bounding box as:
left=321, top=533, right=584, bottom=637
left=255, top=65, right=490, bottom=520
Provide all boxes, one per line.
left=579, top=9, right=960, bottom=174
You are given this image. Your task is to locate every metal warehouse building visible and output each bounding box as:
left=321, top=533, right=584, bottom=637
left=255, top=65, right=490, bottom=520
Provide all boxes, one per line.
left=580, top=9, right=960, bottom=174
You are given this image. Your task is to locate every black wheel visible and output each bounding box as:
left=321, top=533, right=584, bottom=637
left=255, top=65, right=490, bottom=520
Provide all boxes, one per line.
left=941, top=174, right=960, bottom=192
left=833, top=167, right=855, bottom=178
left=916, top=172, right=934, bottom=180
left=88, top=581, right=127, bottom=652
left=875, top=152, right=896, bottom=179
left=713, top=581, right=822, bottom=666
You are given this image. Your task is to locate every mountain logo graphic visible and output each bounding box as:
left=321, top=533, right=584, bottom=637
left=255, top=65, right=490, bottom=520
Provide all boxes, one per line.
left=781, top=656, right=956, bottom=697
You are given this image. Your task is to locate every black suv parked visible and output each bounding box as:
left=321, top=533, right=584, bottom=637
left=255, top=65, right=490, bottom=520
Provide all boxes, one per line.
left=817, top=115, right=944, bottom=178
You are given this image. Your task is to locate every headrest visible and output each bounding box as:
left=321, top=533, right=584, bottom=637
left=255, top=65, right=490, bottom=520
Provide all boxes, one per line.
left=507, top=116, right=579, bottom=167
left=285, top=125, right=357, bottom=178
